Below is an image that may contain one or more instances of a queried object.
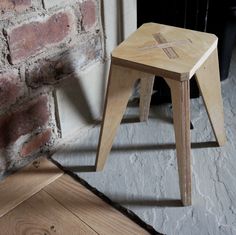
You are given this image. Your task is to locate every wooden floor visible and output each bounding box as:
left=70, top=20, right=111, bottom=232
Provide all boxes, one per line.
left=0, top=157, right=150, bottom=235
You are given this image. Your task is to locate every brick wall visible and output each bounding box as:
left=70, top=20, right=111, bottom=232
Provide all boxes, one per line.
left=0, top=0, right=103, bottom=176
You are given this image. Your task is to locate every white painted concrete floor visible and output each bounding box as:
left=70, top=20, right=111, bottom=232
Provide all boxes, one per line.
left=53, top=51, right=236, bottom=235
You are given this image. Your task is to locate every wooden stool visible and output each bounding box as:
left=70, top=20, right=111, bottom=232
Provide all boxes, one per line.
left=95, top=23, right=226, bottom=206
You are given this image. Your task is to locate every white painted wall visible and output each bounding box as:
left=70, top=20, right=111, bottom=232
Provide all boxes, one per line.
left=56, top=0, right=137, bottom=139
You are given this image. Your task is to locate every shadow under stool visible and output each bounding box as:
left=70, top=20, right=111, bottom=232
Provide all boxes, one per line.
left=95, top=23, right=227, bottom=206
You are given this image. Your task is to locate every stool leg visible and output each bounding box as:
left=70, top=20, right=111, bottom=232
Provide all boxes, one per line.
left=195, top=48, right=226, bottom=146
left=96, top=64, right=138, bottom=171
left=139, top=76, right=155, bottom=122
left=164, top=78, right=191, bottom=206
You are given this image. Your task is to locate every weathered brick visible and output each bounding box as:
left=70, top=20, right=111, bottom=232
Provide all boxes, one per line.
left=0, top=71, right=24, bottom=110
left=20, top=128, right=52, bottom=157
left=26, top=35, right=103, bottom=88
left=0, top=95, right=50, bottom=148
left=80, top=0, right=97, bottom=30
left=0, top=0, right=31, bottom=12
left=6, top=12, right=72, bottom=64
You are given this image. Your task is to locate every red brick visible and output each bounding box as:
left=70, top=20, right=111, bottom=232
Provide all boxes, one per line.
left=0, top=95, right=50, bottom=148
left=6, top=12, right=72, bottom=64
left=0, top=0, right=31, bottom=12
left=80, top=0, right=97, bottom=30
left=20, top=128, right=51, bottom=157
left=0, top=71, right=23, bottom=110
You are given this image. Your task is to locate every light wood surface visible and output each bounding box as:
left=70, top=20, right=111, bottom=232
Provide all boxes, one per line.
left=139, top=75, right=155, bottom=122
left=96, top=23, right=226, bottom=206
left=164, top=78, right=191, bottom=206
left=0, top=158, right=153, bottom=234
left=0, top=190, right=97, bottom=235
left=0, top=157, right=63, bottom=218
left=195, top=48, right=227, bottom=146
left=96, top=65, right=138, bottom=171
left=112, top=23, right=217, bottom=81
left=44, top=175, right=150, bottom=235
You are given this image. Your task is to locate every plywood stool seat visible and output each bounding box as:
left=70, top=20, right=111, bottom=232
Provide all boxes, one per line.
left=96, top=23, right=226, bottom=206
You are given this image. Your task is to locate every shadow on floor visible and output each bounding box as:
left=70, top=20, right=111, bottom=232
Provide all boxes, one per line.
left=52, top=140, right=219, bottom=174
left=112, top=196, right=183, bottom=208
left=57, top=141, right=219, bottom=155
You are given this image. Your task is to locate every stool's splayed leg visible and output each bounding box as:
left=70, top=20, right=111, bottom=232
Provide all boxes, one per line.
left=96, top=65, right=138, bottom=171
left=195, top=48, right=226, bottom=146
left=139, top=75, right=155, bottom=122
left=164, top=78, right=192, bottom=206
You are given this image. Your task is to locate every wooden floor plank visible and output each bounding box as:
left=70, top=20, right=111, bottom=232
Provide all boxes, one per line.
left=0, top=158, right=152, bottom=234
left=44, top=175, right=150, bottom=235
left=0, top=157, right=63, bottom=218
left=0, top=190, right=97, bottom=235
